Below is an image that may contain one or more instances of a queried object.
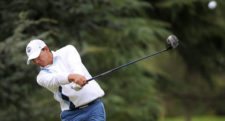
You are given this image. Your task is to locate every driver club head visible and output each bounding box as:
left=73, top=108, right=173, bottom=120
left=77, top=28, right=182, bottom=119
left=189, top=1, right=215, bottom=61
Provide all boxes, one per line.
left=167, top=35, right=179, bottom=49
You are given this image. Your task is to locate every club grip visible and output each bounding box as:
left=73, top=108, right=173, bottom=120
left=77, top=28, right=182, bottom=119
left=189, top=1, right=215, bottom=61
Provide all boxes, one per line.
left=71, top=78, right=94, bottom=91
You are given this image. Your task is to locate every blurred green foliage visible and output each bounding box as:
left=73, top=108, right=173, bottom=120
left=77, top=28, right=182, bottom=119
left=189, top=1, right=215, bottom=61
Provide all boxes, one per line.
left=0, top=0, right=225, bottom=121
left=164, top=116, right=225, bottom=121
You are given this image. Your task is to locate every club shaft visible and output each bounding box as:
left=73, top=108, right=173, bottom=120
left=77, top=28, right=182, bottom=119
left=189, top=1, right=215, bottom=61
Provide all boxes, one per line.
left=87, top=46, right=171, bottom=82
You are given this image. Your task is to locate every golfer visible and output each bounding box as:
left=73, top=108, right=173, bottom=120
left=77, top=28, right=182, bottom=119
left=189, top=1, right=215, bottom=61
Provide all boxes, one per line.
left=26, top=39, right=106, bottom=121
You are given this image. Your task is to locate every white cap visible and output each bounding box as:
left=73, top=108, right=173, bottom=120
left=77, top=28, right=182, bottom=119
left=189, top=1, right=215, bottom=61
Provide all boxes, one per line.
left=26, top=39, right=46, bottom=64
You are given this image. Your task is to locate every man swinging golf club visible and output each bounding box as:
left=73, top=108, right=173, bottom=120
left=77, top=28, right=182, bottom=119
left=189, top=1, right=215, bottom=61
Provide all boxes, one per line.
left=26, top=40, right=105, bottom=121
left=26, top=35, right=178, bottom=121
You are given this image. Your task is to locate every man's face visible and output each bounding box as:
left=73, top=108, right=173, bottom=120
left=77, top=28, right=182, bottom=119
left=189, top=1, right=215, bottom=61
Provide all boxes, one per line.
left=32, top=47, right=52, bottom=67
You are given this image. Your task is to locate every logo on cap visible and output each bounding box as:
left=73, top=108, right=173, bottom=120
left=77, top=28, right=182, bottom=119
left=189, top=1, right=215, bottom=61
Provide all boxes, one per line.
left=26, top=47, right=31, bottom=54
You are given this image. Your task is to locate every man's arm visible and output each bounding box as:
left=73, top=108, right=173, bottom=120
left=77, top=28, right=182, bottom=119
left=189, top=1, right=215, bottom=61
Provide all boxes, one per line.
left=36, top=71, right=70, bottom=91
left=37, top=72, right=87, bottom=92
left=65, top=45, right=88, bottom=86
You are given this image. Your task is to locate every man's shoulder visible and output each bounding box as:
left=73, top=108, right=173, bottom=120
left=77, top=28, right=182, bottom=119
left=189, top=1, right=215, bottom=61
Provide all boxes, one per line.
left=56, top=45, right=76, bottom=54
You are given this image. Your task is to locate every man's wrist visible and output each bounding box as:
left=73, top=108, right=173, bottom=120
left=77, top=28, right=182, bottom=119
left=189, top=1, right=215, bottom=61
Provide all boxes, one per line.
left=68, top=74, right=73, bottom=83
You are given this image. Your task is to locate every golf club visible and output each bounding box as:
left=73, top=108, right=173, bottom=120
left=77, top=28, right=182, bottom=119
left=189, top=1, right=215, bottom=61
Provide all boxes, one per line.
left=71, top=35, right=179, bottom=91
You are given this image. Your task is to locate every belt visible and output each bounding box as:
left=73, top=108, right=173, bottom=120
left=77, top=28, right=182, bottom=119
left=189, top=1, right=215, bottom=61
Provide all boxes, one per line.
left=70, top=98, right=101, bottom=110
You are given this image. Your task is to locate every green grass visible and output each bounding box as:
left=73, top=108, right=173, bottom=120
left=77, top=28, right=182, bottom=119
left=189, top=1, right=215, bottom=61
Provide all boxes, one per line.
left=164, top=116, right=225, bottom=121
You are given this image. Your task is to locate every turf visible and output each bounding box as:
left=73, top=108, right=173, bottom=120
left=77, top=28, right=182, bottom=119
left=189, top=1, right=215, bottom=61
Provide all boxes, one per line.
left=164, top=116, right=225, bottom=121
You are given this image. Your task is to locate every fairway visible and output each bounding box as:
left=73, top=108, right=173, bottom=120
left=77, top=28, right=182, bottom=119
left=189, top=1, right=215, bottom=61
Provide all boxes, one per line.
left=164, top=116, right=225, bottom=121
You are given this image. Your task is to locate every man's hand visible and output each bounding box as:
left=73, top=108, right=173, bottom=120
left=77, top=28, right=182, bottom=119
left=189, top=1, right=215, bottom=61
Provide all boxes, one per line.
left=68, top=74, right=87, bottom=87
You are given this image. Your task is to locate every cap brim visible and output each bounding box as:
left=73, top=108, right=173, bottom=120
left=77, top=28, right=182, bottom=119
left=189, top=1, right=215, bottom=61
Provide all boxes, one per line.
left=27, top=50, right=42, bottom=65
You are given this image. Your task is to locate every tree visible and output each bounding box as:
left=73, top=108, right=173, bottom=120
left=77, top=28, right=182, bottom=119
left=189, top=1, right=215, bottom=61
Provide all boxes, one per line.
left=143, top=0, right=225, bottom=121
left=0, top=0, right=170, bottom=121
